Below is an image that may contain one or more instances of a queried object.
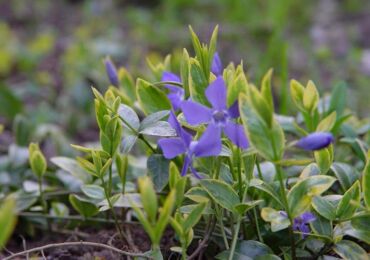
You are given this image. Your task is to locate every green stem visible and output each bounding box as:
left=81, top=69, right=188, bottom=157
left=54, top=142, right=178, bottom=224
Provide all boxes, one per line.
left=228, top=216, right=242, bottom=260
left=101, top=177, right=127, bottom=244
left=215, top=205, right=229, bottom=250
left=255, top=159, right=265, bottom=181
left=38, top=177, right=50, bottom=230
left=253, top=207, right=263, bottom=243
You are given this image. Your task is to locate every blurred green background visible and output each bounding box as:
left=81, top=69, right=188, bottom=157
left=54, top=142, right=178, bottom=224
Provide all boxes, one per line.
left=0, top=0, right=369, bottom=157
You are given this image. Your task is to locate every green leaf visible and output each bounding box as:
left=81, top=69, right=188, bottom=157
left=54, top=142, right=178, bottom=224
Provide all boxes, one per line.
left=139, top=121, right=176, bottom=137
left=333, top=240, right=367, bottom=260
left=290, top=79, right=305, bottom=111
left=261, top=207, right=290, bottom=232
left=118, top=67, right=136, bottom=102
left=247, top=84, right=273, bottom=127
left=239, top=93, right=285, bottom=161
left=260, top=69, right=274, bottom=112
left=249, top=179, right=284, bottom=208
left=99, top=193, right=142, bottom=210
left=121, top=135, right=138, bottom=153
left=154, top=190, right=176, bottom=245
left=183, top=203, right=206, bottom=232
left=189, top=58, right=209, bottom=105
left=185, top=187, right=210, bottom=203
left=140, top=110, right=169, bottom=130
left=314, top=148, right=332, bottom=174
left=118, top=104, right=140, bottom=131
left=51, top=157, right=92, bottom=183
left=336, top=181, right=360, bottom=220
left=303, top=80, right=319, bottom=114
left=147, top=154, right=170, bottom=192
left=288, top=176, right=336, bottom=217
left=310, top=215, right=333, bottom=239
left=216, top=240, right=274, bottom=260
left=69, top=194, right=99, bottom=218
left=136, top=79, right=171, bottom=114
left=351, top=213, right=370, bottom=232
left=328, top=81, right=347, bottom=117
left=81, top=184, right=105, bottom=200
left=312, top=196, right=336, bottom=220
left=363, top=152, right=370, bottom=209
left=138, top=176, right=158, bottom=223
left=200, top=179, right=240, bottom=213
left=331, top=162, right=361, bottom=191
left=0, top=199, right=17, bottom=248
left=317, top=112, right=336, bottom=132
left=234, top=200, right=263, bottom=215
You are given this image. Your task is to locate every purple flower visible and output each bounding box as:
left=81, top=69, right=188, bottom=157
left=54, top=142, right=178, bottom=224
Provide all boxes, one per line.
left=162, top=72, right=184, bottom=111
left=104, top=57, right=119, bottom=87
left=296, top=132, right=334, bottom=151
left=158, top=111, right=221, bottom=178
left=211, top=52, right=223, bottom=76
left=280, top=211, right=316, bottom=238
left=181, top=77, right=248, bottom=149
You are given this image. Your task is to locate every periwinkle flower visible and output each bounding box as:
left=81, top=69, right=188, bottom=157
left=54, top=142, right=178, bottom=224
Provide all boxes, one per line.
left=211, top=52, right=223, bottom=76
left=181, top=77, right=248, bottom=149
left=158, top=111, right=221, bottom=178
left=162, top=71, right=184, bottom=111
left=104, top=57, right=119, bottom=87
left=279, top=211, right=316, bottom=238
left=296, top=132, right=334, bottom=151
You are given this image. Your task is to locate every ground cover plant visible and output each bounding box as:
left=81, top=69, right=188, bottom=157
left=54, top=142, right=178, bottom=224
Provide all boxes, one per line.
left=1, top=26, right=370, bottom=259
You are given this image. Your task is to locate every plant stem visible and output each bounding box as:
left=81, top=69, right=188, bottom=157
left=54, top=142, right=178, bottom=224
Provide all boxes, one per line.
left=2, top=241, right=149, bottom=260
left=255, top=159, right=265, bottom=181
left=276, top=166, right=296, bottom=260
left=228, top=216, right=241, bottom=260
left=153, top=81, right=183, bottom=87
left=253, top=207, right=264, bottom=243
left=38, top=177, right=50, bottom=230
left=101, top=177, right=127, bottom=245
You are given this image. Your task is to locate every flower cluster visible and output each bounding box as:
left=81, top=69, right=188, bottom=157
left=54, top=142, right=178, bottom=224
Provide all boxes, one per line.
left=157, top=53, right=335, bottom=178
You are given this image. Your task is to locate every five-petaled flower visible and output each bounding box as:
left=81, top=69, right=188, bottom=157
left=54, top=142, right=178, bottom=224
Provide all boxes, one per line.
left=158, top=111, right=221, bottom=178
left=181, top=77, right=249, bottom=149
left=280, top=211, right=316, bottom=238
left=162, top=72, right=184, bottom=111
left=296, top=132, right=334, bottom=151
left=211, top=52, right=223, bottom=76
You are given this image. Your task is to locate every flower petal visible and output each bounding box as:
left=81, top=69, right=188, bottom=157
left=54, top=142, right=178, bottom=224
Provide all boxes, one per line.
left=190, top=165, right=203, bottom=179
left=300, top=212, right=316, bottom=223
left=167, top=92, right=183, bottom=111
left=228, top=100, right=240, bottom=118
left=211, top=52, right=223, bottom=76
left=168, top=111, right=182, bottom=135
left=205, top=77, right=227, bottom=110
left=181, top=156, right=191, bottom=176
left=296, top=132, right=334, bottom=151
left=162, top=71, right=181, bottom=83
left=224, top=121, right=249, bottom=149
left=181, top=100, right=212, bottom=125
left=158, top=138, right=186, bottom=159
left=193, top=124, right=222, bottom=157
left=104, top=57, right=119, bottom=86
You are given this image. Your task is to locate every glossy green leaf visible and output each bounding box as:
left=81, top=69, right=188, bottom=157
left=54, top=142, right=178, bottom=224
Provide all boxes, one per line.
left=333, top=240, right=367, bottom=260
left=336, top=181, right=360, bottom=220
left=189, top=58, right=209, bottom=105
left=200, top=179, right=240, bottom=213
left=117, top=104, right=140, bottom=131
left=147, top=154, right=170, bottom=192
left=139, top=110, right=169, bottom=130
left=331, top=162, right=360, bottom=191
left=312, top=196, right=336, bottom=220
left=303, top=80, right=319, bottom=114
left=183, top=202, right=206, bottom=232
left=216, top=240, right=274, bottom=260
left=314, top=148, right=332, bottom=174
left=261, top=207, right=290, bottom=232
left=239, top=93, right=285, bottom=161
left=351, top=213, right=370, bottom=232
left=139, top=121, right=176, bottom=137
left=0, top=199, right=17, bottom=248
left=81, top=184, right=105, bottom=200
left=185, top=187, right=210, bottom=203
left=136, top=79, right=171, bottom=114
left=310, top=215, right=333, bottom=239
left=363, top=152, right=370, bottom=209
left=69, top=194, right=99, bottom=218
left=317, top=111, right=336, bottom=132
left=288, top=176, right=336, bottom=217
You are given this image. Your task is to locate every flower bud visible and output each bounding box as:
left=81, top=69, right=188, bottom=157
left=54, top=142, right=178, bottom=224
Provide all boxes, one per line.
left=296, top=132, right=334, bottom=151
